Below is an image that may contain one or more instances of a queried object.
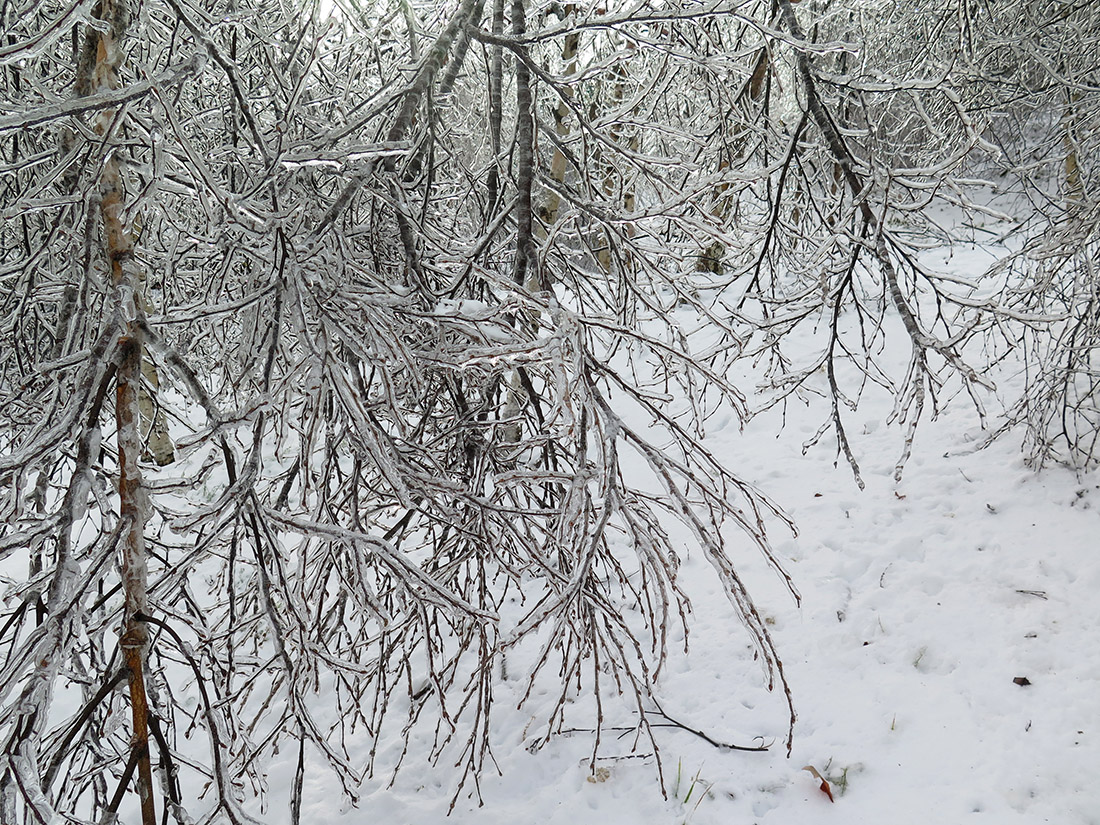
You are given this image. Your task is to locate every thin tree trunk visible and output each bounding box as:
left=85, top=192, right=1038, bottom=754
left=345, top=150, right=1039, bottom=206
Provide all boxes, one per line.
left=115, top=336, right=156, bottom=825
left=485, top=0, right=505, bottom=223
left=596, top=43, right=637, bottom=274
left=83, top=0, right=157, bottom=820
left=129, top=216, right=176, bottom=467
left=698, top=47, right=769, bottom=275
left=1064, top=87, right=1083, bottom=205
left=140, top=356, right=175, bottom=466
left=538, top=11, right=578, bottom=230
left=511, top=0, right=536, bottom=291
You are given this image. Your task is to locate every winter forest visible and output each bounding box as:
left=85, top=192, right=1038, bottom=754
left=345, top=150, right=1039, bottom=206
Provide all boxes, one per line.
left=0, top=0, right=1097, bottom=821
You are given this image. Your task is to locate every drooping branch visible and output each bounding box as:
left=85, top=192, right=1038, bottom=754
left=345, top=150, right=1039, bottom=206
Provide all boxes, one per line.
left=776, top=0, right=992, bottom=480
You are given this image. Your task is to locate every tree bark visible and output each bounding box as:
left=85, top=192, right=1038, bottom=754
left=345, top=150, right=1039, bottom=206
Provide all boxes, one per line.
left=537, top=10, right=579, bottom=231
left=83, top=0, right=157, bottom=820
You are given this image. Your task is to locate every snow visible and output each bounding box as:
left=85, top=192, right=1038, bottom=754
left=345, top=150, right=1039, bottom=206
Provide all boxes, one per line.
left=251, top=310, right=1100, bottom=823
left=713, top=404, right=1100, bottom=824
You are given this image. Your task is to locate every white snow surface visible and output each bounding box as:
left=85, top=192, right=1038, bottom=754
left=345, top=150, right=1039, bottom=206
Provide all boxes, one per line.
left=259, top=346, right=1100, bottom=823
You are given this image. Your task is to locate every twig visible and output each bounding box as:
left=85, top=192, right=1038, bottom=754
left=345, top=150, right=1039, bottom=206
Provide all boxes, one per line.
left=651, top=699, right=771, bottom=753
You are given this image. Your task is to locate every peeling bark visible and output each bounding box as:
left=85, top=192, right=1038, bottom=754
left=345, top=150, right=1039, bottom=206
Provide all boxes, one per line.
left=83, top=0, right=157, bottom=820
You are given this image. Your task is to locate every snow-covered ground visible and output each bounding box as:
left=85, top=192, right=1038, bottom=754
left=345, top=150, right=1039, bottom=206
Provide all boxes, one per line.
left=273, top=271, right=1100, bottom=822
left=310, top=405, right=1095, bottom=824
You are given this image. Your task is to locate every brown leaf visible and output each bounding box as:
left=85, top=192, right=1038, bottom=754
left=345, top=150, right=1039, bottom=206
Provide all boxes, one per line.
left=802, top=766, right=835, bottom=803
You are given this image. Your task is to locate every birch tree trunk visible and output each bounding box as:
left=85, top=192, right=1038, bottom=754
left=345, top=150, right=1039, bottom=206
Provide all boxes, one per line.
left=1064, top=87, right=1084, bottom=206
left=595, top=45, right=638, bottom=274
left=537, top=9, right=579, bottom=231
left=82, top=0, right=157, bottom=820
